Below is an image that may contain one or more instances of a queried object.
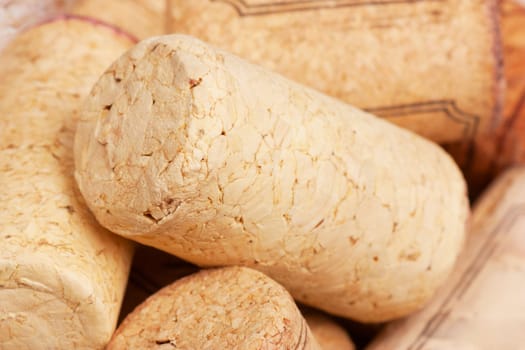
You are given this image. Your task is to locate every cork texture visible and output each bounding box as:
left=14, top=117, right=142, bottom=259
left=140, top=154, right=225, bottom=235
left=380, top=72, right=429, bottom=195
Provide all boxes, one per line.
left=70, top=0, right=165, bottom=39
left=75, top=35, right=469, bottom=322
left=367, top=166, right=525, bottom=349
left=0, top=18, right=134, bottom=349
left=167, top=0, right=503, bottom=171
left=109, top=267, right=321, bottom=350
left=0, top=0, right=73, bottom=50
left=118, top=247, right=357, bottom=350
left=303, top=310, right=355, bottom=350
left=0, top=16, right=136, bottom=149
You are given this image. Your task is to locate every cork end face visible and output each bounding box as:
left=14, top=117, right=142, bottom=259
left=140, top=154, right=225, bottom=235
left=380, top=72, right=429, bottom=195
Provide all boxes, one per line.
left=108, top=267, right=316, bottom=350
left=0, top=16, right=135, bottom=150
left=75, top=36, right=199, bottom=237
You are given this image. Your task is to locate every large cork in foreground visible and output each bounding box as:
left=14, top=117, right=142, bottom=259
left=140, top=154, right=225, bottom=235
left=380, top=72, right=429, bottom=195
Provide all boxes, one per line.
left=367, top=166, right=525, bottom=349
left=75, top=35, right=469, bottom=322
left=109, top=267, right=321, bottom=350
left=167, top=0, right=503, bottom=174
left=0, top=17, right=134, bottom=349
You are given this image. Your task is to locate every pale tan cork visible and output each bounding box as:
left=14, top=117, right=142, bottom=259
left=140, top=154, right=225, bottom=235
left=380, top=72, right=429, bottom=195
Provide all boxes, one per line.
left=167, top=0, right=503, bottom=174
left=367, top=166, right=525, bottom=349
left=75, top=34, right=469, bottom=322
left=0, top=15, right=136, bottom=150
left=0, top=17, right=134, bottom=349
left=109, top=267, right=321, bottom=350
left=303, top=310, right=355, bottom=350
left=0, top=0, right=74, bottom=50
left=70, top=0, right=165, bottom=39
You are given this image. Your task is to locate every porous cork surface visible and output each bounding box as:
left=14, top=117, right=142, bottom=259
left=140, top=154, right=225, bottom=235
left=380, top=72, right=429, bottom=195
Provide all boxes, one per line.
left=0, top=17, right=134, bottom=349
left=75, top=35, right=469, bottom=322
left=367, top=167, right=525, bottom=349
left=109, top=267, right=320, bottom=350
left=70, top=0, right=165, bottom=39
left=303, top=310, right=355, bottom=350
left=0, top=16, right=135, bottom=150
left=167, top=0, right=502, bottom=147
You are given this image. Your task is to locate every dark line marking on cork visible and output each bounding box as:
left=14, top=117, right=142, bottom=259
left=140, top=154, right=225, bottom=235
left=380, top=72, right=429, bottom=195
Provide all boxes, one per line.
left=212, top=0, right=444, bottom=16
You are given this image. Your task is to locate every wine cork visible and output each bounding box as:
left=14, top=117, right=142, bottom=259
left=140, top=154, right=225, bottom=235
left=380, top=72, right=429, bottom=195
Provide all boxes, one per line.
left=0, top=17, right=134, bottom=349
left=367, top=166, right=525, bottom=349
left=70, top=0, right=166, bottom=39
left=167, top=0, right=503, bottom=172
left=303, top=310, right=355, bottom=350
left=109, top=267, right=321, bottom=350
left=75, top=35, right=469, bottom=322
left=0, top=0, right=73, bottom=50
left=118, top=247, right=357, bottom=349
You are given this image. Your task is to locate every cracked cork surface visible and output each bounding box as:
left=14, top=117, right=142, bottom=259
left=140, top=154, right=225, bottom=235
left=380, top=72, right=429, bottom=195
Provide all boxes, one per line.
left=75, top=34, right=469, bottom=322
left=367, top=166, right=525, bottom=349
left=0, top=18, right=134, bottom=349
left=108, top=267, right=321, bottom=350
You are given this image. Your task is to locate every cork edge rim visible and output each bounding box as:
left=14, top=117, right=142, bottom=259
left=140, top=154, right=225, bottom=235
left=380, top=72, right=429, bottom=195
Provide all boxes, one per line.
left=24, top=14, right=139, bottom=44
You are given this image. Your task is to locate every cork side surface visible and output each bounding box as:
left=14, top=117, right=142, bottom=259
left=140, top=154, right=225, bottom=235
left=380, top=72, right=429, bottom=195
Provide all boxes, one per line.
left=0, top=18, right=134, bottom=349
left=367, top=166, right=525, bottom=349
left=75, top=34, right=469, bottom=322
